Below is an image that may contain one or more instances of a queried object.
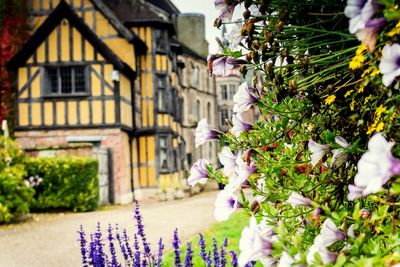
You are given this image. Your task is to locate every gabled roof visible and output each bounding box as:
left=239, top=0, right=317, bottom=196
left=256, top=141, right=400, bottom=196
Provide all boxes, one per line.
left=145, top=0, right=180, bottom=15
left=8, top=1, right=137, bottom=78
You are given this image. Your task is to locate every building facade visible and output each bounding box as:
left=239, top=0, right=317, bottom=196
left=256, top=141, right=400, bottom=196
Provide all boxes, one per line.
left=8, top=0, right=216, bottom=203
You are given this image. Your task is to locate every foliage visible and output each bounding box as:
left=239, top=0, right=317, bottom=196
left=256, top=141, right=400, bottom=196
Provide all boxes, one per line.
left=195, top=0, right=400, bottom=266
left=78, top=202, right=246, bottom=267
left=0, top=135, right=34, bottom=223
left=26, top=157, right=99, bottom=212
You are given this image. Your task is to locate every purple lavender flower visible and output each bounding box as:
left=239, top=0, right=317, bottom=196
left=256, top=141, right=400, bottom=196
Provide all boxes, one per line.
left=220, top=238, right=228, bottom=267
left=123, top=228, right=134, bottom=262
left=213, top=238, right=220, bottom=266
left=198, top=233, right=207, bottom=261
left=348, top=133, right=400, bottom=200
left=107, top=224, right=118, bottom=266
left=91, top=223, right=106, bottom=266
left=133, top=234, right=141, bottom=267
left=173, top=228, right=182, bottom=267
left=156, top=238, right=164, bottom=267
left=233, top=82, right=259, bottom=113
left=232, top=113, right=252, bottom=137
left=184, top=242, right=194, bottom=267
left=115, top=225, right=128, bottom=262
left=215, top=0, right=238, bottom=22
left=230, top=251, right=239, bottom=267
left=78, top=225, right=89, bottom=266
left=379, top=44, right=400, bottom=87
left=195, top=119, right=220, bottom=147
left=134, top=201, right=151, bottom=257
left=188, top=159, right=210, bottom=187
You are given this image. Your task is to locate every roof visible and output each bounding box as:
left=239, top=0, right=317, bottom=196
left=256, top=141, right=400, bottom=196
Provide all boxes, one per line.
left=8, top=1, right=136, bottom=78
left=144, top=0, right=180, bottom=15
left=103, top=0, right=175, bottom=32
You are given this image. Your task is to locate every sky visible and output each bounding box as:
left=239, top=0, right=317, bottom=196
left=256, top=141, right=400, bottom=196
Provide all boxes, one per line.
left=170, top=0, right=244, bottom=54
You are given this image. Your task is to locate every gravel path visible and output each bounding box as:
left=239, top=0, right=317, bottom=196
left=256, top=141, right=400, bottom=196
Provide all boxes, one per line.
left=0, top=190, right=219, bottom=267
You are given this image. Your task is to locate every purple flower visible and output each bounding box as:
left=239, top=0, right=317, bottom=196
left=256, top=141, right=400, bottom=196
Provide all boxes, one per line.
left=184, top=242, right=193, bottom=267
left=233, top=82, right=259, bottom=113
left=379, top=44, right=400, bottom=87
left=225, top=23, right=245, bottom=49
left=188, top=159, right=210, bottom=187
left=215, top=0, right=238, bottom=22
left=219, top=147, right=240, bottom=177
left=308, top=139, right=331, bottom=167
left=319, top=218, right=346, bottom=246
left=214, top=188, right=241, bottom=221
left=220, top=238, right=228, bottom=267
left=355, top=18, right=386, bottom=51
left=134, top=201, right=151, bottom=257
left=156, top=238, right=164, bottom=267
left=236, top=155, right=257, bottom=182
left=232, top=113, right=252, bottom=137
left=78, top=225, right=89, bottom=266
left=122, top=228, right=134, bottom=261
left=348, top=133, right=400, bottom=200
left=287, top=192, right=312, bottom=207
left=208, top=55, right=246, bottom=77
left=195, top=119, right=220, bottom=148
left=238, top=217, right=274, bottom=267
left=107, top=224, right=118, bottom=266
left=213, top=238, right=220, bottom=266
left=172, top=228, right=181, bottom=267
left=230, top=251, right=239, bottom=267
left=115, top=225, right=128, bottom=261
left=199, top=233, right=207, bottom=261
left=344, top=0, right=378, bottom=34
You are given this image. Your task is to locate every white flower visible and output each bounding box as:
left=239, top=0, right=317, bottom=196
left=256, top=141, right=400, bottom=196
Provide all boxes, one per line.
left=225, top=23, right=245, bottom=49
left=195, top=119, right=219, bottom=148
left=306, top=236, right=337, bottom=265
left=233, top=82, right=259, bottom=113
left=344, top=0, right=377, bottom=34
left=278, top=252, right=300, bottom=267
left=232, top=113, right=252, bottom=137
left=236, top=154, right=257, bottom=181
left=214, top=188, right=241, bottom=221
left=187, top=159, right=210, bottom=187
left=308, top=139, right=331, bottom=167
left=349, top=133, right=400, bottom=200
left=331, top=136, right=351, bottom=169
left=238, top=217, right=274, bottom=267
left=219, top=147, right=239, bottom=177
left=319, top=218, right=346, bottom=246
left=287, top=192, right=312, bottom=207
left=379, top=44, right=400, bottom=87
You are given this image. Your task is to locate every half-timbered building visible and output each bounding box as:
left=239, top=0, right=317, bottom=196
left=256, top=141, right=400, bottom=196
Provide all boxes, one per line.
left=8, top=0, right=214, bottom=203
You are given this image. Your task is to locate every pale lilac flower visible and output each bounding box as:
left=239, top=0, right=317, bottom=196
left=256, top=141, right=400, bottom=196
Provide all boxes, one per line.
left=208, top=56, right=246, bottom=77
left=379, top=44, right=400, bottom=86
left=187, top=159, right=210, bottom=187
left=225, top=23, right=245, bottom=49
left=236, top=154, right=257, bottom=181
left=195, top=119, right=219, bottom=148
left=344, top=0, right=378, bottom=34
left=238, top=217, right=274, bottom=267
left=214, top=188, right=241, bottom=221
left=248, top=5, right=262, bottom=17
left=331, top=136, right=351, bottom=169
left=347, top=224, right=356, bottom=239
left=215, top=0, right=238, bottom=22
left=278, top=252, right=301, bottom=267
left=287, top=192, right=312, bottom=207
left=225, top=173, right=247, bottom=192
left=232, top=113, right=252, bottom=137
left=355, top=18, right=386, bottom=51
left=348, top=133, right=400, bottom=200
left=308, top=139, right=331, bottom=167
left=306, top=236, right=337, bottom=265
left=233, top=82, right=259, bottom=113
left=319, top=218, right=346, bottom=246
left=219, top=147, right=240, bottom=177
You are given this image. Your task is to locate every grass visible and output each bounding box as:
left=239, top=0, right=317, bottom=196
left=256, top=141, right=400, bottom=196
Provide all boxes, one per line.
left=162, top=210, right=261, bottom=266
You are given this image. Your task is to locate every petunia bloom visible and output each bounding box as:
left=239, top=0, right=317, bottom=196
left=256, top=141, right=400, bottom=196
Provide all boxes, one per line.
left=287, top=192, right=312, bottom=207
left=379, top=44, right=400, bottom=87
left=195, top=119, right=220, bottom=148
left=187, top=159, right=210, bottom=187
left=238, top=217, right=274, bottom=266
left=236, top=154, right=257, bottom=182
left=208, top=55, right=247, bottom=77
left=319, top=218, right=346, bottom=246
left=219, top=147, right=240, bottom=177
left=331, top=136, right=351, bottom=169
left=225, top=23, right=245, bottom=49
left=233, top=82, right=260, bottom=113
left=278, top=252, right=301, bottom=267
left=308, top=139, right=331, bottom=167
left=306, top=236, right=337, bottom=265
left=232, top=113, right=252, bottom=137
left=355, top=18, right=386, bottom=51
left=348, top=133, right=400, bottom=200
left=215, top=0, right=238, bottom=22
left=214, top=188, right=242, bottom=221
left=344, top=0, right=378, bottom=34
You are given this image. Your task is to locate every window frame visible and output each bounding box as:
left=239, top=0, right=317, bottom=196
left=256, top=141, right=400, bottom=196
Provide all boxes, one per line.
left=156, top=74, right=169, bottom=113
left=41, top=64, right=90, bottom=98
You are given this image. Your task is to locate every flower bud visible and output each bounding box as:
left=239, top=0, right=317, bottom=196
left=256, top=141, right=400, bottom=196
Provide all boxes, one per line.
left=360, top=209, right=371, bottom=219
left=264, top=31, right=273, bottom=44
left=275, top=20, right=284, bottom=32
left=251, top=201, right=260, bottom=214
left=240, top=65, right=248, bottom=76
left=214, top=18, right=222, bottom=28
left=243, top=9, right=251, bottom=19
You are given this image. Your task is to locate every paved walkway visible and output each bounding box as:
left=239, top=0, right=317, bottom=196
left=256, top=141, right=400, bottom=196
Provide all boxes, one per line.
left=0, top=190, right=219, bottom=267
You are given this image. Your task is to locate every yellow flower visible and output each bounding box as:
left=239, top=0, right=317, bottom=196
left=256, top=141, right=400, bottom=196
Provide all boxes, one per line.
left=349, top=54, right=365, bottom=70
left=357, top=84, right=365, bottom=93
left=371, top=69, right=380, bottom=76
left=389, top=112, right=397, bottom=121
left=387, top=21, right=400, bottom=37
left=375, top=105, right=387, bottom=117
left=364, top=95, right=372, bottom=104
left=367, top=124, right=376, bottom=135
left=356, top=44, right=368, bottom=55
left=376, top=121, right=385, bottom=132
left=344, top=90, right=353, bottom=98
left=325, top=95, right=336, bottom=105
left=350, top=100, right=355, bottom=111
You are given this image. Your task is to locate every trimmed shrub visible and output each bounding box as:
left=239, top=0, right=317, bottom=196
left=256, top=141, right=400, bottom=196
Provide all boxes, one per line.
left=26, top=157, right=99, bottom=212
left=0, top=136, right=34, bottom=223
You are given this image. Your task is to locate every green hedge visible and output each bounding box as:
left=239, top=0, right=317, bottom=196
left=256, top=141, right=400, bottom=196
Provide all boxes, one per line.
left=0, top=136, right=34, bottom=223
left=26, top=157, right=99, bottom=212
